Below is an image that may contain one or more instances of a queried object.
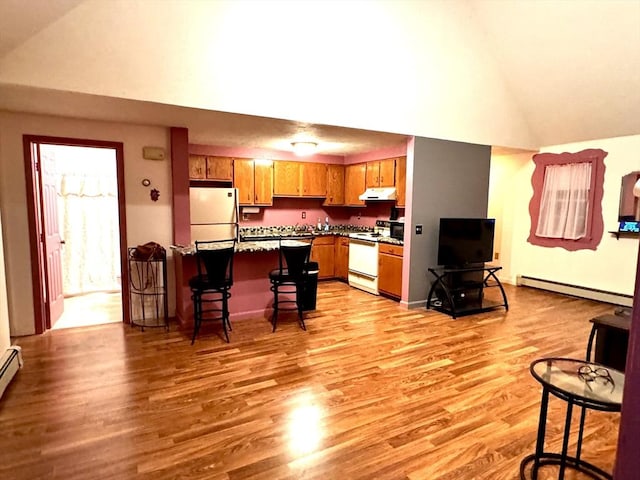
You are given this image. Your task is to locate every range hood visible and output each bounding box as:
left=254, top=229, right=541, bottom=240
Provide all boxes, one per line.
left=358, top=187, right=397, bottom=201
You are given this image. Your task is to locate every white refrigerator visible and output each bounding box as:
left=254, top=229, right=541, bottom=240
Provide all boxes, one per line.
left=189, top=187, right=239, bottom=242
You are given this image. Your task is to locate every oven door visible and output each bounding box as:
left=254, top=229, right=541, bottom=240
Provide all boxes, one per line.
left=348, top=238, right=379, bottom=295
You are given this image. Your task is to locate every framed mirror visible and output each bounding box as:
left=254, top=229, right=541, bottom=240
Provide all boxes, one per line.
left=618, top=171, right=640, bottom=234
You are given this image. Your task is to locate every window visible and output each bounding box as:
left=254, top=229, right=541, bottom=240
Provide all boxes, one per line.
left=528, top=149, right=607, bottom=251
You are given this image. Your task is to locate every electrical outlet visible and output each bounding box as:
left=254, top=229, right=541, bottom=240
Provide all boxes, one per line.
left=416, top=224, right=423, bottom=235
left=301, top=211, right=306, bottom=219
left=494, top=252, right=500, bottom=260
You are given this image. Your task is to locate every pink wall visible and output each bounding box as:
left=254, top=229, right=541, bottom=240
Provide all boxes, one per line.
left=344, top=143, right=408, bottom=165
left=240, top=198, right=402, bottom=227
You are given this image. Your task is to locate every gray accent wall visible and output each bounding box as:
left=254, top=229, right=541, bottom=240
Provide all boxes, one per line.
left=406, top=137, right=491, bottom=305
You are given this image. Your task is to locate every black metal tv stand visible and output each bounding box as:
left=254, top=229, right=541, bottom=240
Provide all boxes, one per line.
left=427, top=265, right=508, bottom=318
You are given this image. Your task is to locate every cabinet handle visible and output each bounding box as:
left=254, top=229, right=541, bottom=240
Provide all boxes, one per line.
left=380, top=176, right=384, bottom=183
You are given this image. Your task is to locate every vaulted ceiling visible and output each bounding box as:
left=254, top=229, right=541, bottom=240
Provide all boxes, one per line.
left=0, top=0, right=638, bottom=154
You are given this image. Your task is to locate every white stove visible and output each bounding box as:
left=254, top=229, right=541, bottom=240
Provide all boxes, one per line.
left=348, top=232, right=380, bottom=295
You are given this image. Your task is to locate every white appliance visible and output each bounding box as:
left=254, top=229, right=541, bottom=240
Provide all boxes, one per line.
left=189, top=187, right=239, bottom=242
left=359, top=187, right=397, bottom=201
left=348, top=233, right=380, bottom=295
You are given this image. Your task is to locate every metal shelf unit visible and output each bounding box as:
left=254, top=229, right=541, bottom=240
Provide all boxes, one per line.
left=128, top=247, right=169, bottom=331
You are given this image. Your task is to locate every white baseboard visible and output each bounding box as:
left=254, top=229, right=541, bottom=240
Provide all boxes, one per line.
left=517, top=276, right=633, bottom=307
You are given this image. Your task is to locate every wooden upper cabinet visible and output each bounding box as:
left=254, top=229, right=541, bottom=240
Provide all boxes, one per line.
left=379, top=158, right=396, bottom=187
left=233, top=159, right=274, bottom=206
left=301, top=163, right=326, bottom=197
left=273, top=161, right=301, bottom=196
left=189, top=155, right=206, bottom=179
left=395, top=156, right=407, bottom=207
left=366, top=159, right=396, bottom=187
left=233, top=159, right=255, bottom=205
left=254, top=160, right=273, bottom=206
left=345, top=163, right=366, bottom=206
left=189, top=155, right=233, bottom=181
left=274, top=161, right=327, bottom=197
left=365, top=162, right=379, bottom=188
left=206, top=156, right=233, bottom=181
left=324, top=164, right=345, bottom=206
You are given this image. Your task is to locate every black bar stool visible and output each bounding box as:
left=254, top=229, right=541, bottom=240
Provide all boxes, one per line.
left=189, top=239, right=236, bottom=344
left=268, top=237, right=313, bottom=332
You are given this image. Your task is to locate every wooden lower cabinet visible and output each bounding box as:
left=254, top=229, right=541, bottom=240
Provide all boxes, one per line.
left=310, top=236, right=335, bottom=280
left=378, top=243, right=403, bottom=298
left=334, top=236, right=349, bottom=280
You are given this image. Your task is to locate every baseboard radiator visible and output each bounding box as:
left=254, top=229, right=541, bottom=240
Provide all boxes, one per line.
left=0, top=346, right=23, bottom=399
left=517, top=276, right=633, bottom=307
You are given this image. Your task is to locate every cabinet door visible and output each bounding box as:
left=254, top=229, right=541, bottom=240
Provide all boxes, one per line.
left=189, top=155, right=206, bottom=180
left=273, top=161, right=301, bottom=196
left=334, top=237, right=349, bottom=280
left=254, top=160, right=273, bottom=205
left=365, top=161, right=380, bottom=188
left=301, top=163, right=327, bottom=197
left=395, top=156, right=407, bottom=207
left=324, top=164, right=345, bottom=206
left=345, top=163, right=366, bottom=206
left=234, top=159, right=255, bottom=205
left=206, top=156, right=233, bottom=181
left=310, top=236, right=335, bottom=279
left=378, top=252, right=403, bottom=298
left=379, top=158, right=396, bottom=187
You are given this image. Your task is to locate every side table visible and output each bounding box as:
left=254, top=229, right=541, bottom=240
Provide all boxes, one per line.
left=520, top=357, right=624, bottom=480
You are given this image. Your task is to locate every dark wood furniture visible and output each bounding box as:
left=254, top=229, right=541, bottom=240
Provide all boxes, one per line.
left=586, top=314, right=630, bottom=372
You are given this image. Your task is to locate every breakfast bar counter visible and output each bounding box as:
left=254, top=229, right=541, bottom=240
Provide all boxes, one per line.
left=172, top=240, right=306, bottom=328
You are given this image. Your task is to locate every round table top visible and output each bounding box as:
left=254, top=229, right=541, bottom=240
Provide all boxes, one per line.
left=530, top=357, right=624, bottom=409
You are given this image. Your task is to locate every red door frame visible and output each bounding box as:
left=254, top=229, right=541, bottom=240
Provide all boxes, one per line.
left=23, top=135, right=130, bottom=333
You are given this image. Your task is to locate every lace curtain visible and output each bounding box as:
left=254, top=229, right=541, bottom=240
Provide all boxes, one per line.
left=535, top=162, right=592, bottom=240
left=52, top=148, right=121, bottom=296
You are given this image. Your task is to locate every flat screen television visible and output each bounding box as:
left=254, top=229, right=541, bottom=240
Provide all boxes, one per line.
left=437, top=218, right=495, bottom=267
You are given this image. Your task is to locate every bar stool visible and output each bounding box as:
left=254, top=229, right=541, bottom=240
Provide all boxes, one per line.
left=189, top=239, right=236, bottom=344
left=268, top=237, right=313, bottom=332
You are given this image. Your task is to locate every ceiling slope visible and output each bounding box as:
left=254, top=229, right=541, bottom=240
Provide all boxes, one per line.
left=0, top=0, right=85, bottom=58
left=0, top=0, right=538, bottom=149
left=471, top=0, right=640, bottom=146
left=0, top=1, right=638, bottom=149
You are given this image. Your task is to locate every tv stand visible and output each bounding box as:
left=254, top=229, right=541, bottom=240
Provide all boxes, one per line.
left=427, top=265, right=508, bottom=318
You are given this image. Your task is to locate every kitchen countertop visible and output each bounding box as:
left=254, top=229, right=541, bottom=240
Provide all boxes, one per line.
left=172, top=239, right=309, bottom=256
left=172, top=226, right=403, bottom=256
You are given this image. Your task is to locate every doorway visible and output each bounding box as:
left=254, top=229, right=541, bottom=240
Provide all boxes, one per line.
left=23, top=136, right=129, bottom=333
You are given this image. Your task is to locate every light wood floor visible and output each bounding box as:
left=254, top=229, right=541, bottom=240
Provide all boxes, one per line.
left=52, top=291, right=122, bottom=330
left=1, top=282, right=619, bottom=479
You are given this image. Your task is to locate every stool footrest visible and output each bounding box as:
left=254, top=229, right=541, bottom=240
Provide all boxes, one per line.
left=520, top=452, right=612, bottom=479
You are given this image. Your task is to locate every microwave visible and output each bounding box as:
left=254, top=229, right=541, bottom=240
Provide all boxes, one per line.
left=390, top=221, right=404, bottom=240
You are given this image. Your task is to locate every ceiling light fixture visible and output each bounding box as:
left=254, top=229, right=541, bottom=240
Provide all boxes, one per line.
left=291, top=141, right=318, bottom=157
